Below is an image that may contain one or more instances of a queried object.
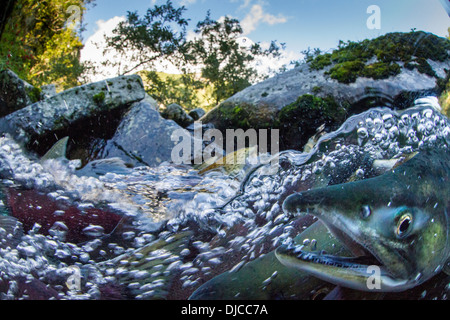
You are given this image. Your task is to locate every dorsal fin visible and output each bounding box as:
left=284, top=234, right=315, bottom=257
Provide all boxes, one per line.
left=41, top=137, right=69, bottom=161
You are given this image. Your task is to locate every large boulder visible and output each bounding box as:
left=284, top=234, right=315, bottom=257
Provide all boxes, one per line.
left=161, top=103, right=194, bottom=128
left=98, top=99, right=185, bottom=167
left=0, top=72, right=209, bottom=168
left=188, top=108, right=206, bottom=121
left=0, top=69, right=41, bottom=117
left=201, top=31, right=450, bottom=151
left=0, top=74, right=146, bottom=148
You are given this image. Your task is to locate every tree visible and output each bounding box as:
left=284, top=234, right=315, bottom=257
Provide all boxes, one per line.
left=103, top=0, right=189, bottom=76
left=183, top=12, right=283, bottom=105
left=0, top=0, right=94, bottom=90
left=141, top=70, right=206, bottom=110
left=102, top=1, right=283, bottom=109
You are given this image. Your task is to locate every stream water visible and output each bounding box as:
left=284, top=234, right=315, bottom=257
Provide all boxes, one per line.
left=0, top=96, right=449, bottom=300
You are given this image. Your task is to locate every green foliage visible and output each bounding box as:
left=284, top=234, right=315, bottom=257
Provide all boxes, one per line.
left=309, top=53, right=332, bottom=70
left=183, top=12, right=283, bottom=106
left=93, top=91, right=105, bottom=105
left=0, top=1, right=16, bottom=36
left=217, top=102, right=253, bottom=129
left=438, top=28, right=450, bottom=117
left=439, top=89, right=450, bottom=117
left=0, top=0, right=94, bottom=90
left=141, top=71, right=213, bottom=111
left=308, top=31, right=450, bottom=84
left=103, top=2, right=282, bottom=109
left=103, top=0, right=189, bottom=76
left=275, top=94, right=347, bottom=149
left=26, top=86, right=42, bottom=103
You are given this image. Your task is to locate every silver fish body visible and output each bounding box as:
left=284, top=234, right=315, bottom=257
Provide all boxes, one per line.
left=277, top=149, right=450, bottom=292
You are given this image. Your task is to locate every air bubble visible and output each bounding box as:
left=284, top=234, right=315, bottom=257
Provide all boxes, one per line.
left=357, top=127, right=369, bottom=139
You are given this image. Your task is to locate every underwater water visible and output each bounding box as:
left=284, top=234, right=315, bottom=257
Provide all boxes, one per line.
left=0, top=95, right=448, bottom=300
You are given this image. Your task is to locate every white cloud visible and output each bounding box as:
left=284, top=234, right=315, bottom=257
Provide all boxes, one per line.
left=80, top=16, right=126, bottom=82
left=250, top=41, right=302, bottom=80
left=230, top=0, right=253, bottom=9
left=179, top=0, right=197, bottom=6
left=241, top=4, right=287, bottom=35
left=233, top=36, right=303, bottom=79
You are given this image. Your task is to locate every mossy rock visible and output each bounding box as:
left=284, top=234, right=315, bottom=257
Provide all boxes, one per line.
left=25, top=86, right=42, bottom=104
left=201, top=31, right=450, bottom=153
left=274, top=94, right=348, bottom=150
left=160, top=103, right=194, bottom=128
left=0, top=69, right=40, bottom=116
left=309, top=31, right=450, bottom=84
left=93, top=91, right=106, bottom=105
left=219, top=103, right=252, bottom=129
left=211, top=101, right=276, bottom=131
left=326, top=60, right=366, bottom=84
left=360, top=62, right=402, bottom=80
left=309, top=53, right=332, bottom=70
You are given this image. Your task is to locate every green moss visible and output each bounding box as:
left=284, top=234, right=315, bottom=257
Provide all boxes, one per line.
left=326, top=60, right=365, bottom=83
left=438, top=71, right=450, bottom=117
left=93, top=91, right=106, bottom=105
left=360, top=62, right=401, bottom=80
left=309, top=53, right=332, bottom=70
left=308, top=31, right=450, bottom=84
left=277, top=94, right=346, bottom=123
left=217, top=102, right=253, bottom=129
left=312, top=86, right=322, bottom=94
left=274, top=94, right=347, bottom=149
left=415, top=57, right=437, bottom=77
left=261, top=92, right=269, bottom=97
left=27, top=86, right=42, bottom=103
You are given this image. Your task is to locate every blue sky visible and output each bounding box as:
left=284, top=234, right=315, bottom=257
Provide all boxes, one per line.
left=82, top=0, right=450, bottom=55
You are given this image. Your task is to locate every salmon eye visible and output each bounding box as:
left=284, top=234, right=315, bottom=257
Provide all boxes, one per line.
left=360, top=205, right=371, bottom=219
left=396, top=214, right=413, bottom=238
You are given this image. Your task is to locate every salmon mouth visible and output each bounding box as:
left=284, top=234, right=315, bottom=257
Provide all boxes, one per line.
left=274, top=220, right=411, bottom=292
left=275, top=241, right=381, bottom=271
left=275, top=221, right=383, bottom=273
